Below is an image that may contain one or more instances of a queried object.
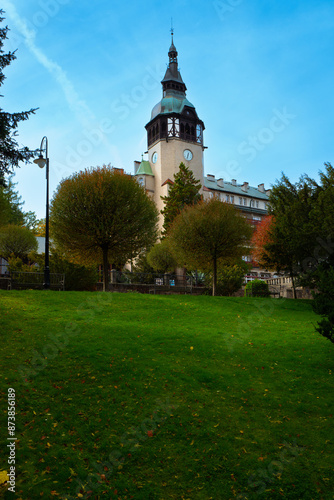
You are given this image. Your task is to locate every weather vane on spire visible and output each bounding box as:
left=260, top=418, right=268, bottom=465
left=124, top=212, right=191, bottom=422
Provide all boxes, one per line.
left=171, top=17, right=174, bottom=40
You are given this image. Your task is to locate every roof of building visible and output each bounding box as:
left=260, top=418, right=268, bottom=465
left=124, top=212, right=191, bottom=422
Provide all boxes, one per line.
left=161, top=67, right=185, bottom=85
left=135, top=160, right=154, bottom=176
left=151, top=95, right=195, bottom=120
left=204, top=177, right=270, bottom=200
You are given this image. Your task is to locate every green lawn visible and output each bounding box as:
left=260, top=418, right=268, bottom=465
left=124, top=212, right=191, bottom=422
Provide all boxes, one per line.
left=0, top=291, right=333, bottom=500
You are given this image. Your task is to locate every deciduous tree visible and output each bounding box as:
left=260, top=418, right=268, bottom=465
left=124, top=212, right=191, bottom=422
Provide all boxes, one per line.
left=0, top=224, right=37, bottom=260
left=251, top=215, right=274, bottom=268
left=50, top=166, right=158, bottom=291
left=169, top=199, right=252, bottom=296
left=147, top=239, right=177, bottom=273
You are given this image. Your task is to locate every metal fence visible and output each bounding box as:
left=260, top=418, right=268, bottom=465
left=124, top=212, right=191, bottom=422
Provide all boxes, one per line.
left=3, top=272, right=65, bottom=291
left=96, top=270, right=205, bottom=294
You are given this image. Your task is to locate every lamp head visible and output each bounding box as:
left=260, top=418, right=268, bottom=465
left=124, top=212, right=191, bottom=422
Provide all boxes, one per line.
left=34, top=154, right=46, bottom=169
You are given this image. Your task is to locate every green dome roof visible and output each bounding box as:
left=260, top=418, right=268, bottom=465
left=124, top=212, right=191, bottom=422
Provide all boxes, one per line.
left=151, top=95, right=195, bottom=120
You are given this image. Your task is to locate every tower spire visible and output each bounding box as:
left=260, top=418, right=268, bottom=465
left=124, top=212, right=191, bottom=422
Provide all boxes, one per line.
left=162, top=30, right=187, bottom=96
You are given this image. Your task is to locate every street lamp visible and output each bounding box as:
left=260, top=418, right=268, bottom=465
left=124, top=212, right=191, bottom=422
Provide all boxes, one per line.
left=34, top=136, right=50, bottom=290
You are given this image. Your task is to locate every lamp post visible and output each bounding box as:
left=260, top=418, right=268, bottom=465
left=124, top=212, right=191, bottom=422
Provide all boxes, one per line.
left=34, top=136, right=50, bottom=290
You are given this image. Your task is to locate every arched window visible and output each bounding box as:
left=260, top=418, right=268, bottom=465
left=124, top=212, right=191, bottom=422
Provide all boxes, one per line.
left=185, top=123, right=190, bottom=134
left=180, top=123, right=185, bottom=134
left=191, top=126, right=195, bottom=136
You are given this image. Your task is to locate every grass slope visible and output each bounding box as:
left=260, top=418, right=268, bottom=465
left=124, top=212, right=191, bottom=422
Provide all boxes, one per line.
left=0, top=291, right=333, bottom=500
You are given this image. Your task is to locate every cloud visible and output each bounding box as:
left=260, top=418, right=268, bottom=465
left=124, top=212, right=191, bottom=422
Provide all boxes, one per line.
left=2, top=0, right=95, bottom=128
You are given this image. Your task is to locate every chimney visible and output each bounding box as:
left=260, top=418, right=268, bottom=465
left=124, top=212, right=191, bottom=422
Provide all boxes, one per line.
left=265, top=189, right=272, bottom=196
left=134, top=161, right=141, bottom=174
left=241, top=182, right=249, bottom=192
left=231, top=179, right=237, bottom=186
left=258, top=183, right=265, bottom=193
left=217, top=178, right=224, bottom=187
left=207, top=174, right=215, bottom=182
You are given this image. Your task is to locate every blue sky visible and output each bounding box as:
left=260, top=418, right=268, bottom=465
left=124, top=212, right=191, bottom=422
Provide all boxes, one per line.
left=2, top=0, right=334, bottom=218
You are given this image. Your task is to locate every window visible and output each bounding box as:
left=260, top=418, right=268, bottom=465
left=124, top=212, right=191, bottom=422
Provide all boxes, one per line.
left=175, top=118, right=180, bottom=137
left=220, top=193, right=224, bottom=201
left=167, top=118, right=173, bottom=136
left=250, top=199, right=255, bottom=208
left=239, top=197, right=243, bottom=205
left=256, top=201, right=259, bottom=208
left=226, top=195, right=230, bottom=202
left=231, top=196, right=234, bottom=203
left=196, top=124, right=202, bottom=143
left=243, top=198, right=247, bottom=206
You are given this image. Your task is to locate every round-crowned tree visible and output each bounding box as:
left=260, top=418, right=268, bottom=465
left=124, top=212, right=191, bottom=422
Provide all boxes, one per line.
left=147, top=239, right=177, bottom=273
left=169, top=198, right=252, bottom=296
left=0, top=224, right=37, bottom=260
left=50, top=166, right=158, bottom=291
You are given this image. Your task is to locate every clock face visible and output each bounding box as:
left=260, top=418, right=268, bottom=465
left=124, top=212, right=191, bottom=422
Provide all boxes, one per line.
left=152, top=152, right=158, bottom=164
left=184, top=149, right=193, bottom=161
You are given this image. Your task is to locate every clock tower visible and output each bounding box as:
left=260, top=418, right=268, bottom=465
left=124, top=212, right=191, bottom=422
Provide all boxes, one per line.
left=143, top=33, right=205, bottom=225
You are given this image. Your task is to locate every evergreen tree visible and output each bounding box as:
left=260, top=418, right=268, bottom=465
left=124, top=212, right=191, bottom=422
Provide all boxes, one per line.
left=263, top=174, right=317, bottom=298
left=0, top=177, right=25, bottom=226
left=160, top=162, right=201, bottom=236
left=0, top=10, right=37, bottom=176
left=0, top=176, right=39, bottom=229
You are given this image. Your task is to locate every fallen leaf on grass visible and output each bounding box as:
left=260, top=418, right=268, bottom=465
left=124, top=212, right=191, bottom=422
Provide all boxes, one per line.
left=0, top=471, right=8, bottom=484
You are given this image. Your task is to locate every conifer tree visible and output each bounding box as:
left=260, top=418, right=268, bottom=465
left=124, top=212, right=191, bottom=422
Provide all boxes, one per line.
left=160, top=162, right=201, bottom=236
left=0, top=10, right=37, bottom=176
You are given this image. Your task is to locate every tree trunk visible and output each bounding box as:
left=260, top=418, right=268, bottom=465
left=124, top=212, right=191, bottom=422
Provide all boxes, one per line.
left=290, top=269, right=297, bottom=299
left=212, top=257, right=217, bottom=297
left=102, top=246, right=109, bottom=292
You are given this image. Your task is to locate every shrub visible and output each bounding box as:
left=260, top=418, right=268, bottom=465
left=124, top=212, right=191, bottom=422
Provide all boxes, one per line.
left=50, top=251, right=98, bottom=291
left=245, top=279, right=270, bottom=297
left=311, top=263, right=334, bottom=344
left=205, top=265, right=246, bottom=296
left=8, top=250, right=98, bottom=291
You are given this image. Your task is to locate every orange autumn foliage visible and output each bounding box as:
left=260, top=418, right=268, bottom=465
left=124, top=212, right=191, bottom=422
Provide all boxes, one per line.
left=251, top=215, right=274, bottom=267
